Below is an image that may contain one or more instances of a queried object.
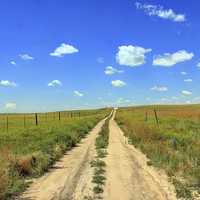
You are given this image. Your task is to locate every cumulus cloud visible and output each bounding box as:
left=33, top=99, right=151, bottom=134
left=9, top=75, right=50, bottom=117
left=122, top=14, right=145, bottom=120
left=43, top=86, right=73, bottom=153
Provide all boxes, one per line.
left=74, top=90, right=84, bottom=97
left=50, top=43, right=79, bottom=57
left=19, top=54, right=34, bottom=60
left=135, top=2, right=186, bottom=22
left=104, top=66, right=123, bottom=75
left=153, top=50, right=194, bottom=67
left=5, top=102, right=16, bottom=109
left=181, top=71, right=187, bottom=75
left=0, top=80, right=17, bottom=87
left=151, top=85, right=168, bottom=92
left=10, top=61, right=16, bottom=65
left=182, top=90, right=192, bottom=96
left=48, top=80, right=62, bottom=87
left=184, top=79, right=192, bottom=82
left=116, top=45, right=152, bottom=67
left=197, top=63, right=200, bottom=68
left=111, top=80, right=126, bottom=87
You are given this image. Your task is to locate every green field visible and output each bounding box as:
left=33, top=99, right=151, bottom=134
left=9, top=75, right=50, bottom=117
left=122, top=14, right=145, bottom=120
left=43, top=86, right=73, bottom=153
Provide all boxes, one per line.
left=0, top=109, right=104, bottom=132
left=116, top=105, right=200, bottom=199
left=0, top=108, right=110, bottom=200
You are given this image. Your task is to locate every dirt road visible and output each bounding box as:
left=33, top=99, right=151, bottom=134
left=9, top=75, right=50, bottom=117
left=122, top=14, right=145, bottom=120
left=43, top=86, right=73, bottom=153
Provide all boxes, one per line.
left=104, top=110, right=177, bottom=200
left=19, top=110, right=177, bottom=200
left=19, top=117, right=107, bottom=200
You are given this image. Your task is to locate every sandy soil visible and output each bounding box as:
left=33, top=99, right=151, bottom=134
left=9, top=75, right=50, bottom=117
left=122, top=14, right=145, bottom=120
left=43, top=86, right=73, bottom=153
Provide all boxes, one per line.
left=18, top=110, right=177, bottom=200
left=104, top=110, right=177, bottom=200
left=19, top=117, right=107, bottom=200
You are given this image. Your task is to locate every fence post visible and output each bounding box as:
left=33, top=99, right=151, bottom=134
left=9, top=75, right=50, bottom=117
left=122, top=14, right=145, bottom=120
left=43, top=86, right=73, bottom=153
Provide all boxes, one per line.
left=79, top=112, right=80, bottom=117
left=71, top=112, right=73, bottom=118
left=59, top=112, right=61, bottom=121
left=145, top=111, right=148, bottom=122
left=154, top=109, right=159, bottom=126
left=35, top=113, right=38, bottom=126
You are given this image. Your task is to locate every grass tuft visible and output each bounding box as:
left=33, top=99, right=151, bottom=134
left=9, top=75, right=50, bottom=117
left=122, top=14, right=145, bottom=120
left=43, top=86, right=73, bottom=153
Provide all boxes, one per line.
left=115, top=105, right=200, bottom=199
left=0, top=109, right=110, bottom=199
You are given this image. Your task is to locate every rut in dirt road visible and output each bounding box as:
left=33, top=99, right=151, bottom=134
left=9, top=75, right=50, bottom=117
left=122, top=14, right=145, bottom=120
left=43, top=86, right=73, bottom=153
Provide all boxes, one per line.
left=18, top=117, right=107, bottom=200
left=104, top=110, right=177, bottom=200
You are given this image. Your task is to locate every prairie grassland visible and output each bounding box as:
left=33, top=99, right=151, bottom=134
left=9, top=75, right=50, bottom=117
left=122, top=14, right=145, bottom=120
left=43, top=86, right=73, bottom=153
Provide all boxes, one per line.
left=0, top=109, right=103, bottom=132
left=0, top=108, right=110, bottom=200
left=115, top=105, right=200, bottom=199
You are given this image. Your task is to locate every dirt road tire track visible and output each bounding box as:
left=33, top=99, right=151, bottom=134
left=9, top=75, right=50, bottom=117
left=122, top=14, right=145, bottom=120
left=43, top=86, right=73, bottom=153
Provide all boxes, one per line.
left=104, top=110, right=177, bottom=200
left=19, top=110, right=177, bottom=200
left=19, top=117, right=107, bottom=200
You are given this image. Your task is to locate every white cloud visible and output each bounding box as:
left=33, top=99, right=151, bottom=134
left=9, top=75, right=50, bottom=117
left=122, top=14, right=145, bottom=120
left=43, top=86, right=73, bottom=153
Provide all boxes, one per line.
left=74, top=90, right=84, bottom=97
left=184, top=79, right=192, bottom=82
left=151, top=85, right=168, bottom=92
left=0, top=80, right=17, bottom=87
left=197, top=63, right=200, bottom=68
left=19, top=54, right=34, bottom=60
left=135, top=2, right=186, bottom=22
left=172, top=96, right=179, bottom=100
left=181, top=90, right=192, bottom=96
left=48, top=80, right=62, bottom=87
left=153, top=50, right=194, bottom=67
left=50, top=43, right=79, bottom=57
left=10, top=61, right=16, bottom=66
left=181, top=71, right=187, bottom=75
left=161, top=98, right=168, bottom=101
left=111, top=80, right=126, bottom=87
left=116, top=45, right=151, bottom=67
left=5, top=102, right=16, bottom=109
left=104, top=66, right=123, bottom=75
left=146, top=97, right=151, bottom=101
left=116, top=98, right=131, bottom=105
left=194, top=97, right=200, bottom=101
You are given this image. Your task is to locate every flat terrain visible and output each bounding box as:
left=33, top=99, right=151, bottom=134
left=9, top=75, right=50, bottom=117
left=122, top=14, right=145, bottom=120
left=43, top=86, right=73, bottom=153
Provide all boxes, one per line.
left=104, top=111, right=176, bottom=200
left=17, top=110, right=177, bottom=200
left=19, top=117, right=107, bottom=200
left=116, top=105, right=200, bottom=199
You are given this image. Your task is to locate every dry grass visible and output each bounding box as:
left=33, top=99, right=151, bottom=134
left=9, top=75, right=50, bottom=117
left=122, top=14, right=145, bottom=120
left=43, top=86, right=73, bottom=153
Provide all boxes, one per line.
left=0, top=152, right=9, bottom=200
left=116, top=105, right=200, bottom=199
left=0, top=109, right=110, bottom=200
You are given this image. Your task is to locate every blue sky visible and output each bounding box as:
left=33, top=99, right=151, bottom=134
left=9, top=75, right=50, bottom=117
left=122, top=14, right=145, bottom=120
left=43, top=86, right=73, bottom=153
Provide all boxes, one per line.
left=0, top=0, right=200, bottom=112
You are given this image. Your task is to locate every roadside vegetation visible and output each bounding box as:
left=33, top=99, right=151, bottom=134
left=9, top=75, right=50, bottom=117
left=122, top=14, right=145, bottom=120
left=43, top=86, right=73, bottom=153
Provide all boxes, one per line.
left=90, top=112, right=111, bottom=199
left=0, top=109, right=110, bottom=200
left=115, top=105, right=200, bottom=199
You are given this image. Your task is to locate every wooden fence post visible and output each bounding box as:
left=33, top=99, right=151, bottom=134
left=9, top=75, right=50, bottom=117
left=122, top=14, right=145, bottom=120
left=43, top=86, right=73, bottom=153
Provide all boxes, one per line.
left=154, top=109, right=159, bottom=126
left=145, top=111, right=148, bottom=122
left=59, top=112, right=61, bottom=121
left=35, top=113, right=38, bottom=126
left=71, top=112, right=73, bottom=118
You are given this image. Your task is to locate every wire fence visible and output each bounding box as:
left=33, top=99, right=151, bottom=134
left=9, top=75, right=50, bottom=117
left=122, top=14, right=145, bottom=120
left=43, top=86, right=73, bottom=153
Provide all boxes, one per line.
left=119, top=105, right=200, bottom=126
left=0, top=109, right=107, bottom=132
